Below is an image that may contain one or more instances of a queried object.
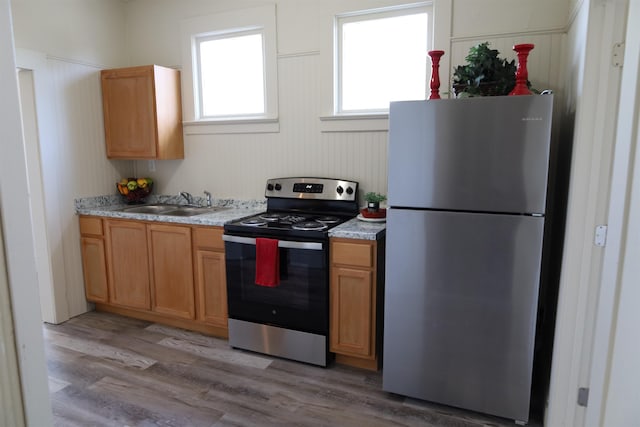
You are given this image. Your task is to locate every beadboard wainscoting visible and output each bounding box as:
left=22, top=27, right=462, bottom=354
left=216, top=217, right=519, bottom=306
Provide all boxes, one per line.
left=31, top=58, right=133, bottom=321
left=135, top=52, right=390, bottom=201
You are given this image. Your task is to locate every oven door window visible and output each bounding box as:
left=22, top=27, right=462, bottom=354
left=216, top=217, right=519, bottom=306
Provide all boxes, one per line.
left=225, top=239, right=328, bottom=334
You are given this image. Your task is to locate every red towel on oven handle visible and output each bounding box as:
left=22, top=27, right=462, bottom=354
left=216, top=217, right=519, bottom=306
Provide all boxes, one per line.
left=255, top=237, right=280, bottom=287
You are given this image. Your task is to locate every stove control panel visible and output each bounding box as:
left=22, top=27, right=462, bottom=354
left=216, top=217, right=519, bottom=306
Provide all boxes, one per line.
left=265, top=177, right=358, bottom=201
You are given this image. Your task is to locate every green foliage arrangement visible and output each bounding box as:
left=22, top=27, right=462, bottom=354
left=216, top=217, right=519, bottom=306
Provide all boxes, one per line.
left=364, top=192, right=387, bottom=203
left=452, top=42, right=518, bottom=97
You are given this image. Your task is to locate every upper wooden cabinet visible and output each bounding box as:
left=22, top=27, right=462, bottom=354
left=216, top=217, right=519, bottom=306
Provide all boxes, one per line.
left=101, top=65, right=184, bottom=159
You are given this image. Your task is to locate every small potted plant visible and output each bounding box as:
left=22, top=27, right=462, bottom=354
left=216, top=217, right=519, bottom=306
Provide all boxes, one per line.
left=364, top=192, right=387, bottom=213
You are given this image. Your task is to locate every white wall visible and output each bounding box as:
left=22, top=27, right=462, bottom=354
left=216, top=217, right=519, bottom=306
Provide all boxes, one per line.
left=587, top=0, right=640, bottom=424
left=11, top=0, right=134, bottom=321
left=546, top=0, right=629, bottom=425
left=11, top=0, right=128, bottom=68
left=0, top=218, right=25, bottom=427
left=126, top=0, right=570, bottom=201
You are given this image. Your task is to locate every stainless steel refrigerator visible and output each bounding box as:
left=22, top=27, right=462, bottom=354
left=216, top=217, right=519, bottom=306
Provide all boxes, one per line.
left=382, top=95, right=554, bottom=424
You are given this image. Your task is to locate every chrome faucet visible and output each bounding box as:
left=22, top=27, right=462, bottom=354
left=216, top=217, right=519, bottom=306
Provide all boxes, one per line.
left=203, top=190, right=212, bottom=208
left=179, top=191, right=194, bottom=206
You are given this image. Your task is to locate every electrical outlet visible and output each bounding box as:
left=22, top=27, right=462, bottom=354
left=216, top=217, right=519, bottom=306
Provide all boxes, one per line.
left=148, top=160, right=156, bottom=172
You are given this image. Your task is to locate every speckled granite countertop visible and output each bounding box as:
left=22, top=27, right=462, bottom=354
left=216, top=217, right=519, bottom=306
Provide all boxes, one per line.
left=75, top=195, right=386, bottom=240
left=329, top=218, right=386, bottom=241
left=75, top=195, right=264, bottom=227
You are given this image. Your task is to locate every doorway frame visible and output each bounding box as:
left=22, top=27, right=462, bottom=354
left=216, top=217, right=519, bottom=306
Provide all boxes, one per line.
left=585, top=0, right=640, bottom=423
left=16, top=48, right=70, bottom=324
left=0, top=0, right=54, bottom=423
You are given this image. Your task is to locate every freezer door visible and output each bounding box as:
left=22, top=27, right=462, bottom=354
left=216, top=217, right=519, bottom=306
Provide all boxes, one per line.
left=382, top=208, right=544, bottom=423
left=388, top=95, right=553, bottom=214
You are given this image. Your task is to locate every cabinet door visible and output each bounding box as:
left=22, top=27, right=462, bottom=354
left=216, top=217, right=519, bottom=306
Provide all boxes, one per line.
left=80, top=236, right=108, bottom=303
left=195, top=249, right=227, bottom=327
left=105, top=220, right=151, bottom=310
left=147, top=224, right=195, bottom=319
left=330, top=266, right=374, bottom=358
left=102, top=66, right=157, bottom=158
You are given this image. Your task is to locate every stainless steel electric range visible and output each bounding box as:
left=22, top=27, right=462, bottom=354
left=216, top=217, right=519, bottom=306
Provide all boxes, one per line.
left=222, top=177, right=359, bottom=366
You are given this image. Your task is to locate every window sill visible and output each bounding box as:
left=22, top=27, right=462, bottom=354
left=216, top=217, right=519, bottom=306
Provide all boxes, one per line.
left=183, top=118, right=280, bottom=135
left=319, top=113, right=389, bottom=133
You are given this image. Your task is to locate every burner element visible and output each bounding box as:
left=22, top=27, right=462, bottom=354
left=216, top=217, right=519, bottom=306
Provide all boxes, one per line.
left=241, top=217, right=267, bottom=227
left=316, top=216, right=340, bottom=224
left=259, top=213, right=307, bottom=224
left=282, top=215, right=307, bottom=224
left=260, top=213, right=287, bottom=222
left=292, top=221, right=328, bottom=231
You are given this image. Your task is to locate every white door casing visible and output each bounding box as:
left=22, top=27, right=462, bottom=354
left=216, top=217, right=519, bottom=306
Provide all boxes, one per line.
left=0, top=0, right=54, bottom=424
left=586, top=0, right=640, bottom=424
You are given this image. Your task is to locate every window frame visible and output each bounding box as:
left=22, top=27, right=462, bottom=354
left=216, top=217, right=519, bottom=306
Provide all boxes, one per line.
left=335, top=4, right=432, bottom=115
left=194, top=29, right=266, bottom=120
left=181, top=5, right=279, bottom=134
left=320, top=0, right=450, bottom=133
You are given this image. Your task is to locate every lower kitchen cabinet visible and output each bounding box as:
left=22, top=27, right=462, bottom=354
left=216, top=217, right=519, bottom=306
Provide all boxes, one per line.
left=79, top=216, right=109, bottom=303
left=330, top=237, right=384, bottom=371
left=147, top=223, right=195, bottom=320
left=193, top=227, right=228, bottom=336
left=105, top=219, right=151, bottom=310
left=80, top=217, right=227, bottom=337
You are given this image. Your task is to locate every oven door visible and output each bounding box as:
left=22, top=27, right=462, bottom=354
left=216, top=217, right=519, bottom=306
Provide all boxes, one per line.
left=223, top=234, right=328, bottom=335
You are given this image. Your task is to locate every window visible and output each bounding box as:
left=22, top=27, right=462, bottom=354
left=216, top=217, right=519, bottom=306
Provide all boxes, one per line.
left=181, top=5, right=278, bottom=133
left=335, top=3, right=432, bottom=115
left=196, top=31, right=265, bottom=118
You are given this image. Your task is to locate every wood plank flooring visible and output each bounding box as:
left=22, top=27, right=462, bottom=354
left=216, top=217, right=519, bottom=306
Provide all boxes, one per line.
left=44, top=312, right=528, bottom=427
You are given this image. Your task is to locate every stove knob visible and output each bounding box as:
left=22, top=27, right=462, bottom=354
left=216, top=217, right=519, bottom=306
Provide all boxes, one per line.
left=346, top=187, right=354, bottom=195
left=267, top=183, right=274, bottom=191
left=274, top=183, right=282, bottom=191
left=336, top=186, right=344, bottom=195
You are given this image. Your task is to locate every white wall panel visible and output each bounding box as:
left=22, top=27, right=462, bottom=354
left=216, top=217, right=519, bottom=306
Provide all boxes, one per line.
left=46, top=59, right=132, bottom=318
left=9, top=0, right=572, bottom=322
left=137, top=53, right=389, bottom=203
left=451, top=0, right=569, bottom=38
left=10, top=0, right=128, bottom=67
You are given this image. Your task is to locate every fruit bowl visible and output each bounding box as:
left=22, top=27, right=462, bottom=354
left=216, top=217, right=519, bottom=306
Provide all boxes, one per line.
left=116, top=178, right=153, bottom=204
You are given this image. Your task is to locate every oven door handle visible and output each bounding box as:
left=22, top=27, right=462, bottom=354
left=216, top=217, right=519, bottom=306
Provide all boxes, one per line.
left=222, top=234, right=324, bottom=251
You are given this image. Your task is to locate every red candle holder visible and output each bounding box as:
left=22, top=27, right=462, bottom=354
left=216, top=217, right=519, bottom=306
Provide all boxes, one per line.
left=428, top=50, right=445, bottom=100
left=509, top=43, right=534, bottom=96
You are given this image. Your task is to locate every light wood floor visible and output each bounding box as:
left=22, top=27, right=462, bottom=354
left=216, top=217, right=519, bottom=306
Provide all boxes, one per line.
left=44, top=311, right=524, bottom=427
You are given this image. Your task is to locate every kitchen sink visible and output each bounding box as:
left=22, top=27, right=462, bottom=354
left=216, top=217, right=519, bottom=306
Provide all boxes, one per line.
left=121, top=204, right=178, bottom=214
left=163, top=206, right=224, bottom=216
left=120, top=204, right=227, bottom=217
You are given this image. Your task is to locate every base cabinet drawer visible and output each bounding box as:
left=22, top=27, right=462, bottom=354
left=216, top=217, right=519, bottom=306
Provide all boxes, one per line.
left=330, top=266, right=374, bottom=358
left=148, top=224, right=195, bottom=319
left=79, top=216, right=109, bottom=303
left=195, top=249, right=227, bottom=327
left=105, top=219, right=151, bottom=310
left=330, top=237, right=384, bottom=371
